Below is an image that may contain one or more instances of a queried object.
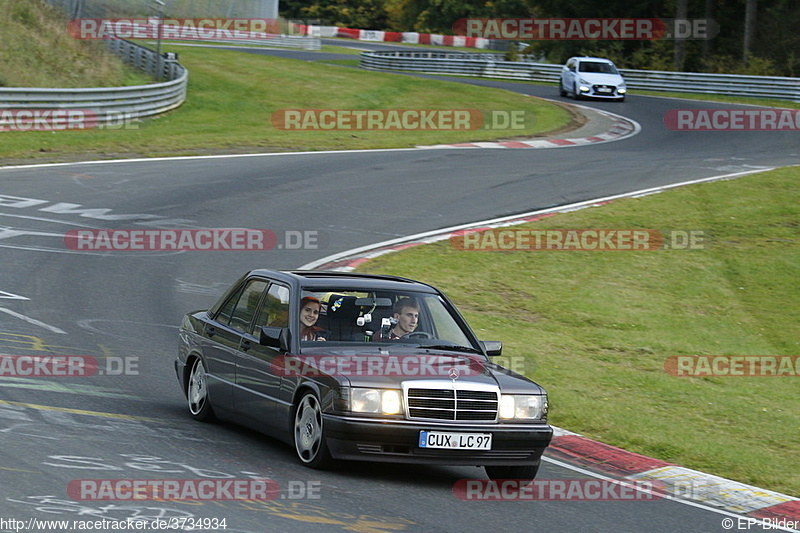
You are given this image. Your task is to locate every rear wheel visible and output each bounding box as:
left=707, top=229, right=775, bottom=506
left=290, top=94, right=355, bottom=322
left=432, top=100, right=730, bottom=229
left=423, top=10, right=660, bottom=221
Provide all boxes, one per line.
left=293, top=392, right=334, bottom=469
left=187, top=357, right=215, bottom=422
left=484, top=463, right=540, bottom=482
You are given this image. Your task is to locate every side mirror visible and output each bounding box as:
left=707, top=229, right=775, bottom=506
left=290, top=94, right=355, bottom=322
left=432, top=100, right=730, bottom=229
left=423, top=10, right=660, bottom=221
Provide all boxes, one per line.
left=480, top=341, right=502, bottom=356
left=260, top=326, right=291, bottom=352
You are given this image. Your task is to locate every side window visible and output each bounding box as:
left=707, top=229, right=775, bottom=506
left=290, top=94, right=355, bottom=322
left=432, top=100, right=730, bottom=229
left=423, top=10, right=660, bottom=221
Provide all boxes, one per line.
left=253, top=283, right=291, bottom=334
left=214, top=284, right=243, bottom=326
left=227, top=279, right=268, bottom=333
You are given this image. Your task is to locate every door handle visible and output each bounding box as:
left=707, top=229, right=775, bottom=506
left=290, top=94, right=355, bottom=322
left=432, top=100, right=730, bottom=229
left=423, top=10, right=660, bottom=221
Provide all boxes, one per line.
left=241, top=340, right=252, bottom=352
left=207, top=326, right=216, bottom=338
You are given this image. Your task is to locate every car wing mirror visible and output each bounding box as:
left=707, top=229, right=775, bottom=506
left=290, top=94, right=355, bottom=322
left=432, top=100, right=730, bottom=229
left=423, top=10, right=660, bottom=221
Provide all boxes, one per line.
left=260, top=326, right=291, bottom=352
left=480, top=341, right=502, bottom=356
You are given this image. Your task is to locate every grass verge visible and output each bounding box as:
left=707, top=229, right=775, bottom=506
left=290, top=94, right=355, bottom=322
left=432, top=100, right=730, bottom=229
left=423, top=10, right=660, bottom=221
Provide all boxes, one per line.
left=356, top=166, right=800, bottom=497
left=0, top=0, right=151, bottom=88
left=0, top=45, right=572, bottom=163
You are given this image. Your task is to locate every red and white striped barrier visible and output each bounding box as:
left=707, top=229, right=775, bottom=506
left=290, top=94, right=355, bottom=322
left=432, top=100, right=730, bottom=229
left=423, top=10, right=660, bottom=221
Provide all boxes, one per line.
left=323, top=26, right=490, bottom=49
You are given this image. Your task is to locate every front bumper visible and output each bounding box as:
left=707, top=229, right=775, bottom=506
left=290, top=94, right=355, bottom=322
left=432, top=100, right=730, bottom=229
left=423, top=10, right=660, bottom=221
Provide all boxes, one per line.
left=581, top=85, right=625, bottom=99
left=324, top=415, right=552, bottom=465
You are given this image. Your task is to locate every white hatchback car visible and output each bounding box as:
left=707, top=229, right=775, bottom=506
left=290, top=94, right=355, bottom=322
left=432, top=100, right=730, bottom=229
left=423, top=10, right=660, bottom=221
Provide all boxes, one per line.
left=560, top=57, right=627, bottom=101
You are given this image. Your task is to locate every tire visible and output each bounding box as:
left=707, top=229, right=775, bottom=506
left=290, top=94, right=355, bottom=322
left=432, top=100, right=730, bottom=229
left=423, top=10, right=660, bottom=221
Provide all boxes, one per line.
left=187, top=357, right=215, bottom=422
left=559, top=82, right=567, bottom=97
left=293, top=392, right=334, bottom=469
left=572, top=83, right=581, bottom=100
left=484, top=463, right=540, bottom=482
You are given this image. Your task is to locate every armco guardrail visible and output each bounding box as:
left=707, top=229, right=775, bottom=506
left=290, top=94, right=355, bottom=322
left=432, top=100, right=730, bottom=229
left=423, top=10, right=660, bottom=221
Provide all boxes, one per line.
left=0, top=39, right=187, bottom=127
left=198, top=35, right=320, bottom=50
left=121, top=21, right=321, bottom=50
left=361, top=51, right=800, bottom=103
left=361, top=51, right=569, bottom=82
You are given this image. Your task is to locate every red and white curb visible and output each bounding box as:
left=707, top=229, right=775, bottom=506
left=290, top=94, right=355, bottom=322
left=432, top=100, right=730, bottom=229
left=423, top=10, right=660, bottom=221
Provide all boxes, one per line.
left=300, top=168, right=771, bottom=272
left=419, top=106, right=641, bottom=150
left=300, top=167, right=800, bottom=524
left=549, top=427, right=799, bottom=523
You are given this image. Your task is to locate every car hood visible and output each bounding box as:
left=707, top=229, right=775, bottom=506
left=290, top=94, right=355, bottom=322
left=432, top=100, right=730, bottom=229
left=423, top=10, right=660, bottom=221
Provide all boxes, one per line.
left=283, top=345, right=546, bottom=393
left=578, top=72, right=624, bottom=85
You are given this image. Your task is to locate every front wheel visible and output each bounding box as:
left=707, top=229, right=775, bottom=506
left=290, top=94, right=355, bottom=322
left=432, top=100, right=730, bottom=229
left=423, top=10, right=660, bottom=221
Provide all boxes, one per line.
left=293, top=392, right=334, bottom=469
left=484, top=463, right=540, bottom=482
left=559, top=81, right=567, bottom=97
left=187, top=357, right=215, bottom=422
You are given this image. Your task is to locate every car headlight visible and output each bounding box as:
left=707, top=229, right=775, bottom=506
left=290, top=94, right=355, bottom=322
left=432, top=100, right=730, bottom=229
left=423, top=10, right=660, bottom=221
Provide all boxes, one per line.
left=499, top=394, right=547, bottom=420
left=350, top=388, right=403, bottom=415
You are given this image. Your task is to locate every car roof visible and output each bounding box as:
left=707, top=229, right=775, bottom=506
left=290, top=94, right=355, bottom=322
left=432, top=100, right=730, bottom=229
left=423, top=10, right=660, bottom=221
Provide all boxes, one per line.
left=248, top=269, right=441, bottom=293
left=574, top=57, right=616, bottom=63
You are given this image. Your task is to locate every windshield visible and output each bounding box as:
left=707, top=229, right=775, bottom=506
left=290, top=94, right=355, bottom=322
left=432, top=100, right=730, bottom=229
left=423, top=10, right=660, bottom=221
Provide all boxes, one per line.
left=298, top=288, right=477, bottom=349
left=579, top=61, right=619, bottom=74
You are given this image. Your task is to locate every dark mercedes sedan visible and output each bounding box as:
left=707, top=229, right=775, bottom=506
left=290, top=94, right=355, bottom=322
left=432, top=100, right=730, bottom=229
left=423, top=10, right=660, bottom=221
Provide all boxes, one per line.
left=176, top=270, right=552, bottom=480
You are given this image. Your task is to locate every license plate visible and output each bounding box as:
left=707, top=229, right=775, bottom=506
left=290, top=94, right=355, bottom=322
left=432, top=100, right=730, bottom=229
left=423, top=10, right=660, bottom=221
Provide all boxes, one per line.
left=597, top=87, right=612, bottom=93
left=419, top=431, right=492, bottom=450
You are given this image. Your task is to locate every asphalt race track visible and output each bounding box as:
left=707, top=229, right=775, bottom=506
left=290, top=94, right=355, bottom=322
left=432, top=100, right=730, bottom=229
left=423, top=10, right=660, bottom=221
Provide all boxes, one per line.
left=0, top=45, right=798, bottom=533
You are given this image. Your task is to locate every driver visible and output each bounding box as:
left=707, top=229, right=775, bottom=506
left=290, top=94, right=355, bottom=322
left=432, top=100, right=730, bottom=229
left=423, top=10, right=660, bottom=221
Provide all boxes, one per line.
left=380, top=297, right=420, bottom=339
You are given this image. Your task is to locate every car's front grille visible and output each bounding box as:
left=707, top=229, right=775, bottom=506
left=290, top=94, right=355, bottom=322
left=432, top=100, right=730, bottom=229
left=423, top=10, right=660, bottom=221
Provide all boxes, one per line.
left=406, top=387, right=498, bottom=421
left=592, top=84, right=616, bottom=95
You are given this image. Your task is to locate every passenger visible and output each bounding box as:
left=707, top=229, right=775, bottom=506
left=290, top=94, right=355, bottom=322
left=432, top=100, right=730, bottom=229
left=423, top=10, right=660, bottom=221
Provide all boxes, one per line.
left=376, top=297, right=420, bottom=340
left=300, top=296, right=326, bottom=341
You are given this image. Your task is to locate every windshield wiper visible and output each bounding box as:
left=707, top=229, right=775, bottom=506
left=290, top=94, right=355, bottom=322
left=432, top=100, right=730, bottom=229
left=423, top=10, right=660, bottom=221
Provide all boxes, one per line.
left=422, top=344, right=481, bottom=353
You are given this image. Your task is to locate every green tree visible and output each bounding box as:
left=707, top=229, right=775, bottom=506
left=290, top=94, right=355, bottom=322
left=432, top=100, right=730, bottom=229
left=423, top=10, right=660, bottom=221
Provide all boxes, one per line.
left=281, top=0, right=389, bottom=29
left=387, top=0, right=531, bottom=33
